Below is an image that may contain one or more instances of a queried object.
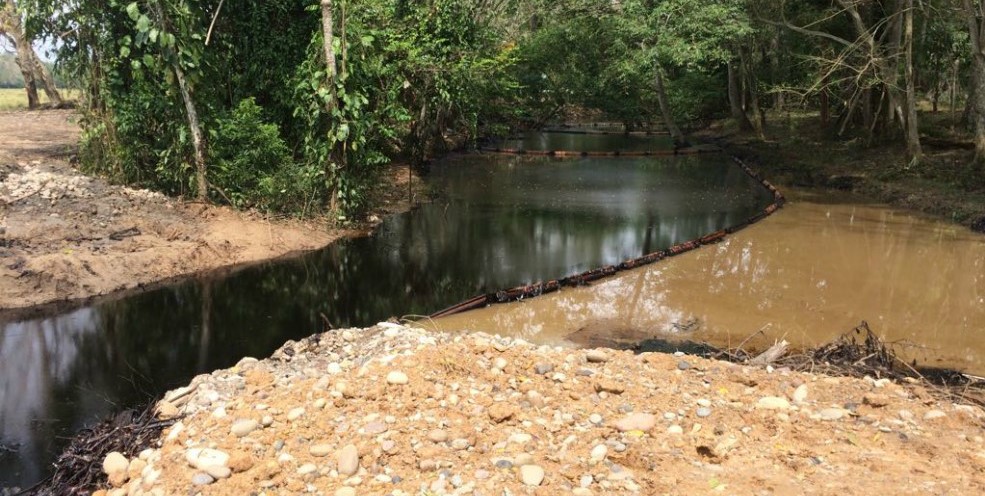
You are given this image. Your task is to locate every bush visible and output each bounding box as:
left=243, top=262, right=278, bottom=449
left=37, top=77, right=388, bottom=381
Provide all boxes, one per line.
left=209, top=98, right=316, bottom=211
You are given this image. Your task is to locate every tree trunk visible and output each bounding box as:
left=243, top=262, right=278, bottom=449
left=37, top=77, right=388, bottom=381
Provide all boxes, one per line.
left=727, top=59, right=753, bottom=131
left=903, top=0, right=921, bottom=163
left=173, top=63, right=208, bottom=201
left=740, top=47, right=765, bottom=138
left=653, top=65, right=686, bottom=147
left=1, top=0, right=40, bottom=108
left=962, top=0, right=985, bottom=169
left=28, top=49, right=62, bottom=106
left=320, top=0, right=337, bottom=113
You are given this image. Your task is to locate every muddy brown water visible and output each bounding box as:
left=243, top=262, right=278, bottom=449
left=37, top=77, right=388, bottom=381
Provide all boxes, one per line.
left=430, top=190, right=985, bottom=373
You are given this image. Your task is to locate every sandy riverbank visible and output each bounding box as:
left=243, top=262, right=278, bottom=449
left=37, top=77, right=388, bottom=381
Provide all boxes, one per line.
left=0, top=110, right=417, bottom=318
left=80, top=324, right=985, bottom=495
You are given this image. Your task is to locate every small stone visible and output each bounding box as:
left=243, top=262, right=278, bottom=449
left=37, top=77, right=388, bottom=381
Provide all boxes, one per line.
left=231, top=419, right=259, bottom=437
left=451, top=438, right=472, bottom=450
left=588, top=414, right=603, bottom=425
left=534, top=363, right=554, bottom=375
left=586, top=350, right=609, bottom=363
left=818, top=408, right=845, bottom=421
left=594, top=380, right=625, bottom=395
left=185, top=448, right=229, bottom=471
left=696, top=407, right=712, bottom=418
left=614, top=413, right=656, bottom=432
left=924, top=410, right=947, bottom=420
left=362, top=421, right=387, bottom=435
left=297, top=464, right=317, bottom=475
left=191, top=473, right=215, bottom=486
left=205, top=465, right=231, bottom=479
left=756, top=396, right=791, bottom=410
left=590, top=444, right=607, bottom=461
left=261, top=415, right=274, bottom=427
left=493, top=357, right=508, bottom=370
left=494, top=459, right=513, bottom=470
left=428, top=429, right=449, bottom=443
left=102, top=452, right=129, bottom=477
left=488, top=403, right=515, bottom=423
left=792, top=384, right=809, bottom=403
left=696, top=399, right=712, bottom=407
left=677, top=361, right=691, bottom=371
left=863, top=394, right=891, bottom=408
left=337, top=444, right=360, bottom=475
left=310, top=444, right=332, bottom=457
left=667, top=425, right=684, bottom=435
left=386, top=371, right=409, bottom=385
left=287, top=408, right=305, bottom=421
left=519, top=464, right=545, bottom=486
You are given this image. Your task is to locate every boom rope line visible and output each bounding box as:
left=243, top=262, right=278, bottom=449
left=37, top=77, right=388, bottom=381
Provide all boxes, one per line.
left=429, top=155, right=785, bottom=319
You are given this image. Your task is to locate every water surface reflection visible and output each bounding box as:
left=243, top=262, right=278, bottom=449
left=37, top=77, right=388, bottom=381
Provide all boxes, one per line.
left=0, top=152, right=770, bottom=487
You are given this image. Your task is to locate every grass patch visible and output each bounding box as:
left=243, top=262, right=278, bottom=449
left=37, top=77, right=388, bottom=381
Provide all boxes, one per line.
left=0, top=88, right=81, bottom=111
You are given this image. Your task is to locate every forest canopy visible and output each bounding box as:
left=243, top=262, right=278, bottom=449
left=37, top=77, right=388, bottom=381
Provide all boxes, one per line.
left=4, top=0, right=984, bottom=216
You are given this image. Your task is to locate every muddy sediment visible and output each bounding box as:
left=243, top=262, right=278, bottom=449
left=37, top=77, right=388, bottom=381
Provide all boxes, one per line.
left=45, top=324, right=985, bottom=495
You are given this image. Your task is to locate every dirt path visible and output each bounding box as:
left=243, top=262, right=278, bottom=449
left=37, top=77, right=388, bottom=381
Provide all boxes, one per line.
left=0, top=110, right=405, bottom=318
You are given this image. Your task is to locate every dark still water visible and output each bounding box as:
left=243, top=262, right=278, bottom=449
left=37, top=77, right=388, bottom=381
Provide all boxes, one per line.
left=0, top=152, right=772, bottom=487
left=498, top=131, right=674, bottom=152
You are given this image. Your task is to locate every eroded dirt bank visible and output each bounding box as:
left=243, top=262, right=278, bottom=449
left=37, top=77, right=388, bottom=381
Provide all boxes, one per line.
left=89, top=325, right=985, bottom=496
left=0, top=110, right=412, bottom=317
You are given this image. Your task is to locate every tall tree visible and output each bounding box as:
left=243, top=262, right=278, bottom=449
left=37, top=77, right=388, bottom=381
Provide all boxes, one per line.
left=963, top=0, right=985, bottom=168
left=0, top=0, right=60, bottom=106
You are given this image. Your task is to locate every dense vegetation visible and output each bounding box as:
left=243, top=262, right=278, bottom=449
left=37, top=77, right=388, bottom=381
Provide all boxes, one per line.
left=5, top=0, right=985, bottom=218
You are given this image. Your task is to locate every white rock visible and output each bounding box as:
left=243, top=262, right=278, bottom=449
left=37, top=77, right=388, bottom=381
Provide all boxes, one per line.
left=792, top=384, right=808, bottom=403
left=667, top=425, right=684, bottom=435
left=337, top=444, right=360, bottom=475
left=586, top=350, right=609, bottom=363
left=924, top=410, right=947, bottom=420
left=818, top=408, right=846, bottom=421
left=103, top=452, right=129, bottom=476
left=520, top=464, right=545, bottom=486
left=287, top=407, right=306, bottom=421
left=613, top=413, right=656, bottom=432
left=185, top=448, right=229, bottom=471
left=386, top=371, right=409, bottom=385
left=756, top=396, right=791, bottom=410
left=230, top=419, right=259, bottom=437
left=590, top=444, right=607, bottom=461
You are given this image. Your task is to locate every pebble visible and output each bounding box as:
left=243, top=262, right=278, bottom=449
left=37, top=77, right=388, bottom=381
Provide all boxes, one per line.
left=488, top=403, right=515, bottom=423
left=362, top=421, right=388, bottom=435
left=519, top=464, right=545, bottom=486
left=677, top=360, right=691, bottom=370
left=588, top=413, right=603, bottom=425
left=924, top=410, right=947, bottom=420
left=696, top=407, right=712, bottom=418
left=756, top=396, right=791, bottom=410
left=614, top=413, right=656, bottom=432
left=309, top=444, right=333, bottom=457
left=590, top=444, right=607, bottom=461
left=863, top=393, right=891, bottom=407
left=185, top=448, right=229, bottom=471
left=494, top=459, right=513, bottom=470
left=386, top=371, right=409, bottom=385
left=792, top=384, right=809, bottom=403
left=191, top=473, right=215, bottom=486
left=205, top=465, right=231, bottom=479
left=586, top=350, right=609, bottom=363
left=287, top=407, right=305, bottom=421
left=428, top=429, right=449, bottom=443
left=493, top=357, right=508, bottom=370
left=231, top=419, right=259, bottom=437
left=667, top=425, right=684, bottom=435
left=534, top=363, right=554, bottom=375
left=102, top=452, right=129, bottom=477
left=819, top=408, right=846, bottom=421
left=337, top=444, right=360, bottom=475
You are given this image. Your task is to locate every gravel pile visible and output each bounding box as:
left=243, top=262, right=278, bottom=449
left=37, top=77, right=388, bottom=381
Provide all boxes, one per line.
left=94, top=324, right=985, bottom=495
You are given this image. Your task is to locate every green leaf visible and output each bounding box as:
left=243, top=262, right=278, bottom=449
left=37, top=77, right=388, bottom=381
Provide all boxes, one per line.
left=143, top=54, right=155, bottom=68
left=126, top=2, right=140, bottom=21
left=136, top=15, right=151, bottom=33
left=149, top=29, right=159, bottom=43
left=119, top=46, right=131, bottom=58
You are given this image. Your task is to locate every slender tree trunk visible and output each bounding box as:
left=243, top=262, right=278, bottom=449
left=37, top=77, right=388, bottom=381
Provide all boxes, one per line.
left=320, top=0, right=337, bottom=113
left=28, top=50, right=62, bottom=106
left=740, top=47, right=765, bottom=138
left=653, top=65, right=686, bottom=147
left=727, top=59, right=753, bottom=130
left=903, top=0, right=921, bottom=163
left=1, top=0, right=40, bottom=109
left=962, top=0, right=985, bottom=169
left=173, top=63, right=208, bottom=201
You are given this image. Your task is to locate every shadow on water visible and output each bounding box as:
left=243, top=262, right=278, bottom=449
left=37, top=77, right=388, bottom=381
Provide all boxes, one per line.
left=0, top=151, right=773, bottom=487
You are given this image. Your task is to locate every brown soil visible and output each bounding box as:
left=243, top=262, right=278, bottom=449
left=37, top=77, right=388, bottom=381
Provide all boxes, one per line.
left=0, top=110, right=418, bottom=319
left=87, top=325, right=985, bottom=496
